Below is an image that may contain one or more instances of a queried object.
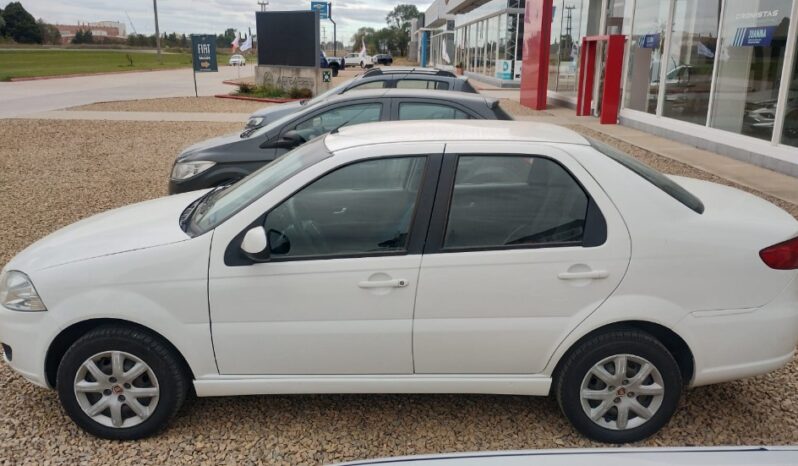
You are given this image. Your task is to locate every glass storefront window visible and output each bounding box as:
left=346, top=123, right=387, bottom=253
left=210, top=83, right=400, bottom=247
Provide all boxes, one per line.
left=710, top=0, right=791, bottom=142
left=623, top=0, right=670, bottom=114
left=782, top=35, right=798, bottom=147
left=661, top=0, right=721, bottom=125
left=549, top=2, right=564, bottom=91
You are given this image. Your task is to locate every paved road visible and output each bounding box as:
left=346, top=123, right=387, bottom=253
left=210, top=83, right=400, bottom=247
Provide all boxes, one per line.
left=0, top=65, right=254, bottom=119
left=26, top=110, right=250, bottom=123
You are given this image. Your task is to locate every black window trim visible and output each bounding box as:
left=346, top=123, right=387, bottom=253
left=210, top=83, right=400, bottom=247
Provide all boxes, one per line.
left=224, top=153, right=443, bottom=266
left=423, top=152, right=607, bottom=255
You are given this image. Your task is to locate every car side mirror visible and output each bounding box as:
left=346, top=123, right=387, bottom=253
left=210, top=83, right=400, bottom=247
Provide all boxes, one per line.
left=241, top=226, right=270, bottom=262
left=262, top=130, right=305, bottom=149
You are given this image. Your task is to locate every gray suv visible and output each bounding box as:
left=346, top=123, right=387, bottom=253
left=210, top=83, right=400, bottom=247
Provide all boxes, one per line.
left=170, top=89, right=512, bottom=194
left=244, top=67, right=477, bottom=131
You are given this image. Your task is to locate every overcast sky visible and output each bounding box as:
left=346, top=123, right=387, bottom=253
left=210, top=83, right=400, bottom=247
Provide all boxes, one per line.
left=19, top=0, right=430, bottom=47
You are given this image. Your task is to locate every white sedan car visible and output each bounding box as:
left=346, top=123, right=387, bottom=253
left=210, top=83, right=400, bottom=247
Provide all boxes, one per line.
left=1, top=121, right=797, bottom=442
left=228, top=54, right=246, bottom=66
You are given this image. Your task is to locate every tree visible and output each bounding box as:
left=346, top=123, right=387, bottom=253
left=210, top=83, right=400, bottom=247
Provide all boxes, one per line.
left=386, top=4, right=419, bottom=31
left=2, top=2, right=42, bottom=43
left=71, top=28, right=93, bottom=44
left=37, top=19, right=61, bottom=45
left=350, top=27, right=376, bottom=54
left=216, top=27, right=236, bottom=49
left=0, top=10, right=6, bottom=37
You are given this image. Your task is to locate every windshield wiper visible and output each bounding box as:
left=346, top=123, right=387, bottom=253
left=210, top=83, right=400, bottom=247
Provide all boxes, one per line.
left=180, top=184, right=229, bottom=232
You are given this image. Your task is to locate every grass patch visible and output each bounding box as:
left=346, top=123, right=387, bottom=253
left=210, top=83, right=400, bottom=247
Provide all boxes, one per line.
left=235, top=82, right=312, bottom=99
left=0, top=49, right=232, bottom=81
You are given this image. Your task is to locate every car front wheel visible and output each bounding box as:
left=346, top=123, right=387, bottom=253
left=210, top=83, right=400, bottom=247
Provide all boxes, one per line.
left=56, top=325, right=189, bottom=440
left=555, top=329, right=682, bottom=443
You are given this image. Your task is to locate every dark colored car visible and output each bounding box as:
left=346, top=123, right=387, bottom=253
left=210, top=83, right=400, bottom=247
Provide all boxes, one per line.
left=169, top=88, right=512, bottom=194
left=372, top=53, right=393, bottom=65
left=243, top=67, right=477, bottom=130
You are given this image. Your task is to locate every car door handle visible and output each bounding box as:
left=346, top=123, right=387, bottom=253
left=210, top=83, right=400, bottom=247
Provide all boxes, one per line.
left=333, top=207, right=347, bottom=214
left=358, top=279, right=409, bottom=289
left=558, top=270, right=609, bottom=280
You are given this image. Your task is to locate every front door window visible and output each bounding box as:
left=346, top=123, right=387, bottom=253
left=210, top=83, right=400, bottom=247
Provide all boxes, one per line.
left=264, top=156, right=426, bottom=259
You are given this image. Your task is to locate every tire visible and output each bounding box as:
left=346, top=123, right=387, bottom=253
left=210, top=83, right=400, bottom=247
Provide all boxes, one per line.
left=555, top=329, right=682, bottom=444
left=56, top=325, right=189, bottom=440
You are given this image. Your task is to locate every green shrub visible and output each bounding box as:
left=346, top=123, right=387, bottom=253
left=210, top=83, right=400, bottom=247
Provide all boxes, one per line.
left=289, top=87, right=313, bottom=99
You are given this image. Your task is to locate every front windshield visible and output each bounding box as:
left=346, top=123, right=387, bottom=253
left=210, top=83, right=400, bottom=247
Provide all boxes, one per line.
left=244, top=79, right=355, bottom=140
left=188, top=138, right=332, bottom=235
left=303, top=78, right=352, bottom=106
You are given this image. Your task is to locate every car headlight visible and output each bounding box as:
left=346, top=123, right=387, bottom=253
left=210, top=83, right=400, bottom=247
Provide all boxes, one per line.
left=0, top=271, right=46, bottom=312
left=246, top=117, right=265, bottom=129
left=171, top=161, right=216, bottom=180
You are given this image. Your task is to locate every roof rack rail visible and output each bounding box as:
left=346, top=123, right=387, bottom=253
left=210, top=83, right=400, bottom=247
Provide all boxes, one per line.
left=362, top=67, right=457, bottom=78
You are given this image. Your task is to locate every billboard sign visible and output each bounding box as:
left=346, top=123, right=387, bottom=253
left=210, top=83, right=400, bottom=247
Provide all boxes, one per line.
left=257, top=11, right=319, bottom=68
left=191, top=34, right=218, bottom=72
left=311, top=1, right=330, bottom=20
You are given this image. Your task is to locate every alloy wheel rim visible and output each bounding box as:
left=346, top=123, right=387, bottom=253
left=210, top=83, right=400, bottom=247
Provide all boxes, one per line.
left=73, top=351, right=160, bottom=429
left=579, top=353, right=665, bottom=431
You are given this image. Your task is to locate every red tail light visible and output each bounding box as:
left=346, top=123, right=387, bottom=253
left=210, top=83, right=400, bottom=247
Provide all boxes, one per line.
left=760, top=236, right=798, bottom=270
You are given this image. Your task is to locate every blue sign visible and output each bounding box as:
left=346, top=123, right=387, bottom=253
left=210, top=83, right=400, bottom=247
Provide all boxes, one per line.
left=733, top=26, right=776, bottom=47
left=190, top=35, right=217, bottom=72
left=311, top=1, right=330, bottom=19
left=638, top=33, right=660, bottom=49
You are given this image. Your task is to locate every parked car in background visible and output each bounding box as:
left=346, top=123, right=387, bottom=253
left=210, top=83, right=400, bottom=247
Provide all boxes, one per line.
left=321, top=51, right=345, bottom=77
left=335, top=447, right=798, bottom=465
left=170, top=89, right=511, bottom=193
left=372, top=53, right=393, bottom=66
left=3, top=121, right=797, bottom=441
left=244, top=68, right=478, bottom=131
left=345, top=52, right=373, bottom=68
left=228, top=54, right=246, bottom=66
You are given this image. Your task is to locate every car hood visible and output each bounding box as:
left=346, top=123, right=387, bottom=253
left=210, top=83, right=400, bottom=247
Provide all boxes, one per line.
left=251, top=100, right=305, bottom=120
left=5, top=190, right=205, bottom=273
left=179, top=131, right=245, bottom=159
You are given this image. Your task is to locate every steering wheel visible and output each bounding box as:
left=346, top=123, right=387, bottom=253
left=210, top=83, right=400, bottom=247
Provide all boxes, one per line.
left=285, top=199, right=330, bottom=255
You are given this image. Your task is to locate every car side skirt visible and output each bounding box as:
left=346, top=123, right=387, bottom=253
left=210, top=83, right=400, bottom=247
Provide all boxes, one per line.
left=193, top=375, right=552, bottom=397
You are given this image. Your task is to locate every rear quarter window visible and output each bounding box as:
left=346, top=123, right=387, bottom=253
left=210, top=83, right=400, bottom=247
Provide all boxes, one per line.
left=589, top=138, right=704, bottom=214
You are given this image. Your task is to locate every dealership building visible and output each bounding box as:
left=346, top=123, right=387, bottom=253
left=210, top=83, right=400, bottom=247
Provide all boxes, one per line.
left=418, top=0, right=798, bottom=176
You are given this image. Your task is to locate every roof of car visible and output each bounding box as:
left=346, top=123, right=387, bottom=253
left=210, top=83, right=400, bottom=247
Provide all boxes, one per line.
left=325, top=120, right=590, bottom=152
left=323, top=88, right=493, bottom=105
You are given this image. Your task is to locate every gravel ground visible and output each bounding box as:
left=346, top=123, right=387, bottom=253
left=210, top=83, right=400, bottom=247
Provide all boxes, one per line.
left=70, top=96, right=270, bottom=114
left=1, top=117, right=797, bottom=465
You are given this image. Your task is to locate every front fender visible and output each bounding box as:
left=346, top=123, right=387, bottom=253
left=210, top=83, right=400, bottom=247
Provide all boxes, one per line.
left=31, top=234, right=217, bottom=381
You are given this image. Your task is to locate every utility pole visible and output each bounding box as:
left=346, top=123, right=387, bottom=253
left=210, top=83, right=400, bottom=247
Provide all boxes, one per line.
left=153, top=0, right=162, bottom=62
left=258, top=1, right=269, bottom=12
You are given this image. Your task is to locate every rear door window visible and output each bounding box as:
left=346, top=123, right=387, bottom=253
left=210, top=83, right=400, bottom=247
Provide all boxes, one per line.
left=398, top=102, right=470, bottom=120
left=396, top=79, right=450, bottom=90
left=443, top=155, right=589, bottom=249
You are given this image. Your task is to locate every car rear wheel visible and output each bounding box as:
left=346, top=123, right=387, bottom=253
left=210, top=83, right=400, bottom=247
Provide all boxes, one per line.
left=56, top=325, right=189, bottom=440
left=555, top=329, right=682, bottom=443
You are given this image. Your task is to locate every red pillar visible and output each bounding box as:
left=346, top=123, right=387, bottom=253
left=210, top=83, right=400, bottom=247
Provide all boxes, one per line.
left=519, top=0, right=552, bottom=110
